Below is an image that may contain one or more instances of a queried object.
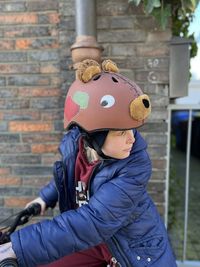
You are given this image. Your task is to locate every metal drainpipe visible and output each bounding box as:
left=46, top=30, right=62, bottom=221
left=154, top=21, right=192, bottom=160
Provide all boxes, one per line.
left=71, top=0, right=103, bottom=67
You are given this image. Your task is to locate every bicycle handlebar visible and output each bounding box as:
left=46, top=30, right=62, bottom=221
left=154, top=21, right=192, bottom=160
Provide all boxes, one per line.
left=0, top=203, right=42, bottom=267
left=0, top=203, right=41, bottom=244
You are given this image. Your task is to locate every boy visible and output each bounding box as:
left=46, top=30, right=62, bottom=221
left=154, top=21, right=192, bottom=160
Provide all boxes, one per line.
left=0, top=59, right=177, bottom=267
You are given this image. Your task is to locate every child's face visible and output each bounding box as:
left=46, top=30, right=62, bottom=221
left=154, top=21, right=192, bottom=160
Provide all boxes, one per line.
left=102, top=130, right=135, bottom=159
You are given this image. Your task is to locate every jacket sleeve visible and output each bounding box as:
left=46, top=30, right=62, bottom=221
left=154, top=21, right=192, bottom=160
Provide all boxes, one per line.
left=11, top=149, right=151, bottom=267
left=39, top=179, right=58, bottom=208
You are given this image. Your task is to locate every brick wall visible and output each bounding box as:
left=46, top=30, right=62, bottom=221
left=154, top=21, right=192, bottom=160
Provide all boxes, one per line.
left=0, top=0, right=171, bottom=221
left=0, top=0, right=64, bottom=219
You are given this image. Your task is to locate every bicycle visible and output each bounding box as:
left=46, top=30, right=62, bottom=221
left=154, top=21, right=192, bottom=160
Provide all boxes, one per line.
left=0, top=203, right=41, bottom=267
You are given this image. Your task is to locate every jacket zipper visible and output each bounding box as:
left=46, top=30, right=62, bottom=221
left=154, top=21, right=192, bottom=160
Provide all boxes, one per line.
left=111, top=236, right=132, bottom=267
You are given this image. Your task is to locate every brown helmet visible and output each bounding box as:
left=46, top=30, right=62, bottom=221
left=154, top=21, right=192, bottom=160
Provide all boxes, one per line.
left=64, top=59, right=151, bottom=132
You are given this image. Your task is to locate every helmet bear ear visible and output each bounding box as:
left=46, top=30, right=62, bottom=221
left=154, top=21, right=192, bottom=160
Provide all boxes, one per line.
left=102, top=59, right=119, bottom=73
left=76, top=59, right=101, bottom=83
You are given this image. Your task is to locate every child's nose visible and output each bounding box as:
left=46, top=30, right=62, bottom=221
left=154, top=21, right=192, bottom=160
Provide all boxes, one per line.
left=127, top=131, right=135, bottom=143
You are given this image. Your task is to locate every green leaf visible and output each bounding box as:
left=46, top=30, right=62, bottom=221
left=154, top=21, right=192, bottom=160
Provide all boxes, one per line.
left=144, top=0, right=161, bottom=14
left=152, top=4, right=171, bottom=30
left=128, top=0, right=142, bottom=5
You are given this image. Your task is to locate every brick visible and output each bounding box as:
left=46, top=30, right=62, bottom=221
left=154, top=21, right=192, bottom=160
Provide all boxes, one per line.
left=97, top=0, right=134, bottom=16
left=0, top=88, right=18, bottom=97
left=9, top=121, right=53, bottom=132
left=135, top=16, right=158, bottom=31
left=3, top=110, right=40, bottom=121
left=48, top=13, right=60, bottom=24
left=0, top=134, right=20, bottom=143
left=149, top=191, right=165, bottom=203
left=12, top=166, right=52, bottom=176
left=30, top=97, right=63, bottom=109
left=4, top=26, right=55, bottom=38
left=136, top=44, right=169, bottom=57
left=4, top=197, right=33, bottom=208
left=0, top=14, right=37, bottom=25
left=145, top=58, right=169, bottom=70
left=0, top=187, right=32, bottom=196
left=0, top=99, right=29, bottom=109
left=54, top=120, right=63, bottom=131
left=0, top=207, right=13, bottom=219
left=0, top=144, right=30, bottom=154
left=41, top=110, right=63, bottom=120
left=135, top=70, right=169, bottom=83
left=151, top=170, right=166, bottom=181
left=0, top=168, right=10, bottom=176
left=151, top=159, right=167, bottom=170
left=144, top=84, right=168, bottom=96
left=8, top=75, right=50, bottom=86
left=22, top=177, right=50, bottom=187
left=147, top=30, right=172, bottom=42
left=15, top=39, right=32, bottom=49
left=59, top=17, right=75, bottom=31
left=18, top=87, right=61, bottom=97
left=0, top=177, right=21, bottom=186
left=98, top=29, right=146, bottom=43
left=110, top=43, right=136, bottom=56
left=40, top=63, right=60, bottom=74
left=0, top=64, right=39, bottom=74
left=16, top=38, right=59, bottom=50
left=0, top=2, right=26, bottom=12
left=22, top=133, right=61, bottom=143
left=1, top=155, right=41, bottom=165
left=60, top=1, right=75, bottom=16
left=0, top=40, right=14, bottom=50
left=27, top=1, right=58, bottom=12
left=148, top=145, right=167, bottom=158
left=148, top=181, right=165, bottom=192
left=0, top=77, right=6, bottom=86
left=113, top=57, right=144, bottom=69
left=0, top=52, right=26, bottom=62
left=111, top=16, right=135, bottom=29
left=139, top=120, right=168, bottom=133
left=42, top=154, right=61, bottom=165
left=150, top=95, right=169, bottom=107
left=32, top=144, right=58, bottom=154
left=0, top=122, right=7, bottom=131
left=142, top=133, right=167, bottom=145
left=28, top=51, right=59, bottom=62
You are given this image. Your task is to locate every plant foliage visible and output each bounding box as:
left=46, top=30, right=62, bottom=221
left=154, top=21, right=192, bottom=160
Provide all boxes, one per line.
left=128, top=0, right=199, bottom=58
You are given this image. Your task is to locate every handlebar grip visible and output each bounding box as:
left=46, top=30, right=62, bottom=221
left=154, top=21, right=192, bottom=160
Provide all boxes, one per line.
left=0, top=258, right=18, bottom=267
left=25, top=203, right=41, bottom=216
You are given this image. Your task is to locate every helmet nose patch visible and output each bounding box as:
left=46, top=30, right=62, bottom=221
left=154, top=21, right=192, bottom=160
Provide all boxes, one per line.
left=142, top=98, right=150, bottom=109
left=130, top=94, right=151, bottom=121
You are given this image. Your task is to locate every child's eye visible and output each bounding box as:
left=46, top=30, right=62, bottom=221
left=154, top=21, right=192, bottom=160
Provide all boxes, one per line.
left=117, top=131, right=126, bottom=136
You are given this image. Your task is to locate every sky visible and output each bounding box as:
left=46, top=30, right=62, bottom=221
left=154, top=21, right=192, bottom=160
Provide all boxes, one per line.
left=189, top=3, right=200, bottom=80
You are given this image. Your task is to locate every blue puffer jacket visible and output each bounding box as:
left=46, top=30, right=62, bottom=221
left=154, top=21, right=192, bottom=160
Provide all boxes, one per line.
left=11, top=127, right=177, bottom=267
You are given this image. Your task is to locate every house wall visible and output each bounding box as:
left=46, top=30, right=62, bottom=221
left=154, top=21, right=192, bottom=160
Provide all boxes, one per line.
left=0, top=0, right=171, bottom=220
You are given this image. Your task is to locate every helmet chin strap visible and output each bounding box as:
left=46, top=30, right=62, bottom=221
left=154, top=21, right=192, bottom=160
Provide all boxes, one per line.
left=80, top=130, right=112, bottom=160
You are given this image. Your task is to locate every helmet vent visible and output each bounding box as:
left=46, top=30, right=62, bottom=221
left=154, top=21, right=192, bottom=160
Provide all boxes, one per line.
left=112, top=77, right=118, bottom=83
left=93, top=75, right=101, bottom=81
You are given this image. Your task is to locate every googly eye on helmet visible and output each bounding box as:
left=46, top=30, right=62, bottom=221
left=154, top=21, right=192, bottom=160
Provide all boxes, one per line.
left=64, top=59, right=151, bottom=133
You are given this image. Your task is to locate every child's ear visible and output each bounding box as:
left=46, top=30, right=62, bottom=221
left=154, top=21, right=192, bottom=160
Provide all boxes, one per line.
left=76, top=59, right=101, bottom=83
left=102, top=59, right=119, bottom=73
